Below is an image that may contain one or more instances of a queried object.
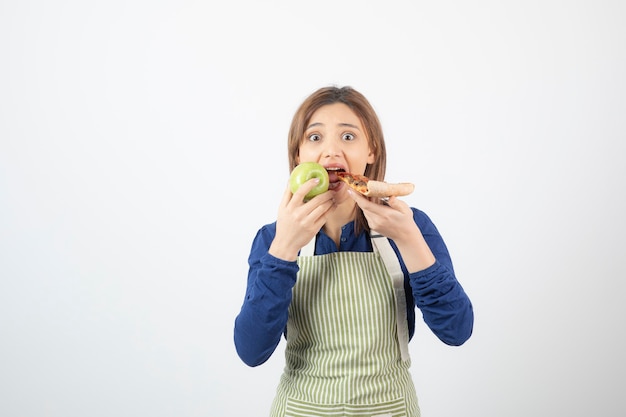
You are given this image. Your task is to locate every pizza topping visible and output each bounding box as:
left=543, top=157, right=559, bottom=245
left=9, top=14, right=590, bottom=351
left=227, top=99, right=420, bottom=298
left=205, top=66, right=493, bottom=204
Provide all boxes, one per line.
left=336, top=172, right=369, bottom=194
left=334, top=170, right=415, bottom=198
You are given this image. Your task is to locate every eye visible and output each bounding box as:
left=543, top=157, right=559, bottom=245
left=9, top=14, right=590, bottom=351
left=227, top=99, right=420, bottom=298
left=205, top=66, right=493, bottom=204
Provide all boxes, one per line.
left=342, top=133, right=355, bottom=141
left=307, top=133, right=321, bottom=142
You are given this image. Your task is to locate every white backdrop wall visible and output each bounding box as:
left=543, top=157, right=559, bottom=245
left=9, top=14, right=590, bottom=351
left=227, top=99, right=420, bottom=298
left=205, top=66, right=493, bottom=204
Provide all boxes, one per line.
left=1, top=1, right=625, bottom=416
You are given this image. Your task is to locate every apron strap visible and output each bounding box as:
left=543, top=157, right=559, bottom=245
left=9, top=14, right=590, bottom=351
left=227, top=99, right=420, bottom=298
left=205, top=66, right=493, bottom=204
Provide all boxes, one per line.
left=371, top=231, right=411, bottom=362
left=298, top=231, right=410, bottom=361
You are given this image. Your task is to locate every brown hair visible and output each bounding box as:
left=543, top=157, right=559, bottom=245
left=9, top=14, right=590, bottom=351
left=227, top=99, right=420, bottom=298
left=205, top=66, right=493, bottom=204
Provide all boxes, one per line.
left=287, top=86, right=388, bottom=234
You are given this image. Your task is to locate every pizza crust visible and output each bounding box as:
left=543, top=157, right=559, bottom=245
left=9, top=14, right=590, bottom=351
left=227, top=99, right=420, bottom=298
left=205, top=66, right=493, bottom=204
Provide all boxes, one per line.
left=365, top=180, right=415, bottom=197
left=336, top=172, right=415, bottom=198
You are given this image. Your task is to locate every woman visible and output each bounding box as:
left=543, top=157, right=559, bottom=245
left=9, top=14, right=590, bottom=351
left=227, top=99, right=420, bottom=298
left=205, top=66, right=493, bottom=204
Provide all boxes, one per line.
left=234, top=86, right=473, bottom=416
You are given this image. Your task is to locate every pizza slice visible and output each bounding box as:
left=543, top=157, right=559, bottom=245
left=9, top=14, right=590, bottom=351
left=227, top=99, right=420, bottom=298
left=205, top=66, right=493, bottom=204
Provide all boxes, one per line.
left=336, top=172, right=414, bottom=198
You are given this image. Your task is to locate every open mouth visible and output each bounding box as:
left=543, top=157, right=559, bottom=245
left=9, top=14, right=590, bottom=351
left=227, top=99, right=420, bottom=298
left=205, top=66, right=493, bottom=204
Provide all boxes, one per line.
left=326, top=167, right=346, bottom=190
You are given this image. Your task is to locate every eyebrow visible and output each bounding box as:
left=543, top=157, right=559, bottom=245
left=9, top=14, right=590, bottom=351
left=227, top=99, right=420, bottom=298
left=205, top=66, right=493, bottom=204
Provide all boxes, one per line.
left=306, top=122, right=361, bottom=130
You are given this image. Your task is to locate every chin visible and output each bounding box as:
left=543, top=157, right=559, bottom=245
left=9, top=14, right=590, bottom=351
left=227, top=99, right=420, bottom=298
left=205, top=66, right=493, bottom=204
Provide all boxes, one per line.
left=334, top=186, right=354, bottom=204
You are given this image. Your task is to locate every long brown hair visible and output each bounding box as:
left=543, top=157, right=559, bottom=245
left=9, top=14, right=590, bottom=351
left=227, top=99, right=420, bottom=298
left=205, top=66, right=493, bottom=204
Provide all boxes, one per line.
left=287, top=86, right=388, bottom=234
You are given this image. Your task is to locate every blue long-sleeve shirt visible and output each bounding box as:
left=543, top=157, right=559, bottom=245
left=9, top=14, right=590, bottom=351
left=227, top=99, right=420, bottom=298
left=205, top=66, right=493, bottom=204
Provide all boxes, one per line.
left=234, top=207, right=473, bottom=367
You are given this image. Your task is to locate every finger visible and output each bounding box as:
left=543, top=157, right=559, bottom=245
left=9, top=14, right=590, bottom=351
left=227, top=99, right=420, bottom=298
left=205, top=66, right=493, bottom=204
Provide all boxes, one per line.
left=347, top=188, right=383, bottom=212
left=346, top=188, right=367, bottom=205
left=384, top=196, right=411, bottom=214
left=308, top=198, right=337, bottom=227
left=290, top=178, right=322, bottom=204
left=298, top=190, right=335, bottom=221
left=279, top=182, right=294, bottom=207
left=384, top=196, right=398, bottom=207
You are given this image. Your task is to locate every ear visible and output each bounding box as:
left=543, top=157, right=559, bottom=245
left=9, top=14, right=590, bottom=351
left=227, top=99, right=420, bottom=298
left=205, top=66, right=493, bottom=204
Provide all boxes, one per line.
left=367, top=148, right=376, bottom=164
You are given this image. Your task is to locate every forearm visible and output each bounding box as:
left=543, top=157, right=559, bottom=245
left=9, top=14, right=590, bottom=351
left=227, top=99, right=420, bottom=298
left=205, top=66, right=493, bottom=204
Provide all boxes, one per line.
left=393, top=222, right=436, bottom=274
left=234, top=253, right=298, bottom=366
left=410, top=261, right=473, bottom=345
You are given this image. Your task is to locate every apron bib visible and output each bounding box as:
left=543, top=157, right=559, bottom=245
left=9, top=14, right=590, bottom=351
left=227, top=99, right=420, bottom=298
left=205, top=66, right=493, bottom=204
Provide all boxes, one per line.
left=269, top=233, right=420, bottom=417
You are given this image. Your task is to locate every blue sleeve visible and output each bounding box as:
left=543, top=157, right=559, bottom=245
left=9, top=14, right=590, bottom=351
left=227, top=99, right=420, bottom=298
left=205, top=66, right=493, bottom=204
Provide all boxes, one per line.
left=233, top=224, right=298, bottom=367
left=409, top=209, right=474, bottom=346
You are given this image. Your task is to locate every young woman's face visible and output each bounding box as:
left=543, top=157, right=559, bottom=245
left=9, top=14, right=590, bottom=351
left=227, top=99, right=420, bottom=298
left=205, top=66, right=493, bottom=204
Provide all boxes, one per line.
left=297, top=103, right=376, bottom=194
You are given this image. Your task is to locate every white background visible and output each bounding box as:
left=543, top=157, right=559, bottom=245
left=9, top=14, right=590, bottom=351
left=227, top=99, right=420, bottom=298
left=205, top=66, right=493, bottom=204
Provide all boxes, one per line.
left=1, top=1, right=625, bottom=416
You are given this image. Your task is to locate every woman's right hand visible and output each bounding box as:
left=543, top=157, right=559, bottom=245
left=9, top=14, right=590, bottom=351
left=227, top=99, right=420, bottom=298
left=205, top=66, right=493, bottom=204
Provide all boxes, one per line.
left=268, top=179, right=336, bottom=261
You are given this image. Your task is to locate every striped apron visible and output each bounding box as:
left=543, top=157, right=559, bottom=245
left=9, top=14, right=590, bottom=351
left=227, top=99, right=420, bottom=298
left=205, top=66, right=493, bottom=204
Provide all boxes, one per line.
left=269, top=233, right=420, bottom=417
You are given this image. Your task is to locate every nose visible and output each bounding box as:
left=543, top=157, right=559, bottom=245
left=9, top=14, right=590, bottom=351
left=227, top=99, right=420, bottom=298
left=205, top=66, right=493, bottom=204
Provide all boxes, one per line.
left=323, top=142, right=341, bottom=158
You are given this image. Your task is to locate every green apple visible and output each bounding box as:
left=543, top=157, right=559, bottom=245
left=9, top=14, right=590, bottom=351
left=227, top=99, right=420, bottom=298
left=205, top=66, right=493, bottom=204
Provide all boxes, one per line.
left=289, top=162, right=329, bottom=201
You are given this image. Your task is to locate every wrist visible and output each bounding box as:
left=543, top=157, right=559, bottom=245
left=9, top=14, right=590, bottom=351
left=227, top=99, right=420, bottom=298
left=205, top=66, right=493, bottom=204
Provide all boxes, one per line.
left=269, top=239, right=299, bottom=262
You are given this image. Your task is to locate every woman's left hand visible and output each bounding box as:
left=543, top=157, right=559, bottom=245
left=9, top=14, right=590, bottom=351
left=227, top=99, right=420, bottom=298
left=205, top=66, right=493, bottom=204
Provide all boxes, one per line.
left=347, top=188, right=436, bottom=272
left=346, top=189, right=418, bottom=242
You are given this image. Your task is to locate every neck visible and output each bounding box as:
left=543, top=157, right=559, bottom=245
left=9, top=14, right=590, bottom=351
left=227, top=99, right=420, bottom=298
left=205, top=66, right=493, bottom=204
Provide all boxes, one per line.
left=323, top=200, right=357, bottom=248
